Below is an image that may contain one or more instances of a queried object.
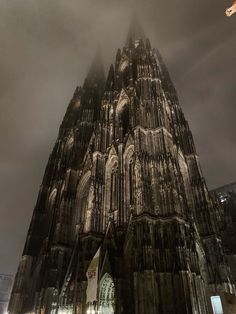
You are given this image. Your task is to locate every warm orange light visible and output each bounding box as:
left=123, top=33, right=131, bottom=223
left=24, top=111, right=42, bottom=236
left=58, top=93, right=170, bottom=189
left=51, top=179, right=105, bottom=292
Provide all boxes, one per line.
left=226, top=1, right=236, bottom=16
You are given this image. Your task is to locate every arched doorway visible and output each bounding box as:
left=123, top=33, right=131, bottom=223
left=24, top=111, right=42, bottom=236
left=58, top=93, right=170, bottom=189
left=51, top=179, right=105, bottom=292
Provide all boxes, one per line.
left=98, top=273, right=115, bottom=314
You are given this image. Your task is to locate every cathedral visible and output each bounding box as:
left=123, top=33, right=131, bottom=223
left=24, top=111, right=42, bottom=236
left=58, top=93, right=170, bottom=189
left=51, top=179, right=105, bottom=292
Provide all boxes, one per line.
left=8, top=20, right=236, bottom=314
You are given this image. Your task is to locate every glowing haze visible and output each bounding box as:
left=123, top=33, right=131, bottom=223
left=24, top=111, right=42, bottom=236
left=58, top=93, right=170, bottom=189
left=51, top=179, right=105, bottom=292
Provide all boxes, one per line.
left=0, top=0, right=236, bottom=275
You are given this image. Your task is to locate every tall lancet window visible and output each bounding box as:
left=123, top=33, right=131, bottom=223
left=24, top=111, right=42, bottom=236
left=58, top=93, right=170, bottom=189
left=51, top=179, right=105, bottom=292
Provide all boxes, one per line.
left=80, top=191, right=89, bottom=223
left=74, top=172, right=91, bottom=235
left=124, top=146, right=135, bottom=223
left=104, top=157, right=119, bottom=229
left=110, top=166, right=119, bottom=215
left=129, top=159, right=135, bottom=205
left=116, top=89, right=129, bottom=140
left=118, top=105, right=129, bottom=139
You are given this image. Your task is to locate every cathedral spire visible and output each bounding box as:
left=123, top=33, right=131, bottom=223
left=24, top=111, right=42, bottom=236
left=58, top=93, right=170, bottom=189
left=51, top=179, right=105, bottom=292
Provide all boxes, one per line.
left=126, top=14, right=146, bottom=47
left=83, top=48, right=105, bottom=88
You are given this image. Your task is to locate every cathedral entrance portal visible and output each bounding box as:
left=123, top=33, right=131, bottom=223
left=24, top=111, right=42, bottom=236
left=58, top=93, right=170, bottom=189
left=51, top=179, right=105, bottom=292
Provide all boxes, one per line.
left=98, top=273, right=115, bottom=314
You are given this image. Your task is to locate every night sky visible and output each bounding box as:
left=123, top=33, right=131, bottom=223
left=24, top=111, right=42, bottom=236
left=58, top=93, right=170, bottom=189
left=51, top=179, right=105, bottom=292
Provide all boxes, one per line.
left=0, top=0, right=236, bottom=275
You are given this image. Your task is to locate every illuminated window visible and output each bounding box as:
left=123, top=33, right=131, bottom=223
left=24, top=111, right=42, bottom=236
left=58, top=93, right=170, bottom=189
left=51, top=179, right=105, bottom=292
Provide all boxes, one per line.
left=211, top=296, right=223, bottom=314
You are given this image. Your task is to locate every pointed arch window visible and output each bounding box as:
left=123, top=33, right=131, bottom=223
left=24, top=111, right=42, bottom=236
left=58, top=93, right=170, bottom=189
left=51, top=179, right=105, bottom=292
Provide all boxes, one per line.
left=98, top=273, right=115, bottom=313
left=129, top=159, right=135, bottom=205
left=110, top=165, right=119, bottom=213
left=116, top=90, right=130, bottom=139
left=80, top=189, right=89, bottom=223
left=123, top=146, right=135, bottom=221
left=119, top=105, right=129, bottom=138
left=104, top=158, right=119, bottom=228
left=75, top=172, right=91, bottom=234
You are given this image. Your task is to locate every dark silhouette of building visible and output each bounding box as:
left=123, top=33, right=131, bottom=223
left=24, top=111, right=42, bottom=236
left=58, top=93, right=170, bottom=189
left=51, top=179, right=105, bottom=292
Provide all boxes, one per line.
left=8, top=19, right=236, bottom=314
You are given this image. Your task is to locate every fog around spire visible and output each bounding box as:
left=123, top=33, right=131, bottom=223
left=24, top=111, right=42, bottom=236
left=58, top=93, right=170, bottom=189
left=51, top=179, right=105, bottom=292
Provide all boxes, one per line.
left=126, top=14, right=146, bottom=47
left=84, top=48, right=105, bottom=88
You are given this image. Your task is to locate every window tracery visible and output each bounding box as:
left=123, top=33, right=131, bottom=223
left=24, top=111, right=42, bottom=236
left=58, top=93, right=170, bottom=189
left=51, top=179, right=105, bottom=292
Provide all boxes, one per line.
left=98, top=273, right=115, bottom=314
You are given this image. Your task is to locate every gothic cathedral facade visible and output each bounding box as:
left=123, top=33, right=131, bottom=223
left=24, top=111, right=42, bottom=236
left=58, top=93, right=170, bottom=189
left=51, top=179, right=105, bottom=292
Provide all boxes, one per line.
left=9, top=20, right=236, bottom=314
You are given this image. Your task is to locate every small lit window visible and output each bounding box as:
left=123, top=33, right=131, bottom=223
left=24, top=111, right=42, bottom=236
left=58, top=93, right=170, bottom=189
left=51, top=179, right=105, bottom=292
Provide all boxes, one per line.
left=211, top=296, right=223, bottom=314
